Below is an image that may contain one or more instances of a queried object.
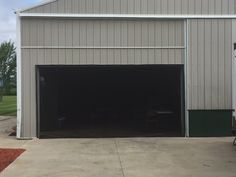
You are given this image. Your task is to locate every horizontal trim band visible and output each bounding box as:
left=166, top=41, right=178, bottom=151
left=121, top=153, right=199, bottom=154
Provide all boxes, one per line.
left=21, top=46, right=185, bottom=49
left=18, top=13, right=236, bottom=19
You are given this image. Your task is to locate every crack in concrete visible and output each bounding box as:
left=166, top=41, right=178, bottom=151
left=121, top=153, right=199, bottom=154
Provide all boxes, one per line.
left=114, top=139, right=125, bottom=177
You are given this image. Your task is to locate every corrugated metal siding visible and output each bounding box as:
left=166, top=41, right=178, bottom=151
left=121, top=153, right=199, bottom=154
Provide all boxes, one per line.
left=21, top=18, right=185, bottom=65
left=22, top=19, right=184, bottom=48
left=20, top=18, right=184, bottom=137
left=188, top=19, right=232, bottom=110
left=22, top=0, right=236, bottom=15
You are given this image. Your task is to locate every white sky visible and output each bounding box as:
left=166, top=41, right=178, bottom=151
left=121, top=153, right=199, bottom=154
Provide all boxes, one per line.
left=0, top=0, right=42, bottom=43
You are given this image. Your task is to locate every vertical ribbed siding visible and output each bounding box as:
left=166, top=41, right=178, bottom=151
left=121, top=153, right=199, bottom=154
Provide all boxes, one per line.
left=21, top=18, right=185, bottom=65
left=188, top=19, right=232, bottom=110
left=20, top=18, right=184, bottom=137
left=22, top=19, right=184, bottom=48
left=23, top=0, right=236, bottom=15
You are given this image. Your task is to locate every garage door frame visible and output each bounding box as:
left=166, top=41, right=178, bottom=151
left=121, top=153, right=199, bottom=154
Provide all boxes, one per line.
left=35, top=64, right=186, bottom=138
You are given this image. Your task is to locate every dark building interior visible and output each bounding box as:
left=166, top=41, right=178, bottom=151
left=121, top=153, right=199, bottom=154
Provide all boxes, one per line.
left=37, top=65, right=184, bottom=138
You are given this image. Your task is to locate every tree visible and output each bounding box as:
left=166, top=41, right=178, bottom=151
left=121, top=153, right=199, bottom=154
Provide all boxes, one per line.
left=0, top=41, right=16, bottom=101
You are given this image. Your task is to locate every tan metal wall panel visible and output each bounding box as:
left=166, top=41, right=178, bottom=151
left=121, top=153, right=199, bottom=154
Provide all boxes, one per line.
left=214, top=0, right=221, bottom=14
left=218, top=20, right=225, bottom=108
left=222, top=0, right=229, bottom=14
left=29, top=20, right=37, bottom=46
left=229, top=0, right=235, bottom=14
left=155, top=0, right=161, bottom=14
left=181, top=0, right=188, bottom=14
left=23, top=49, right=183, bottom=65
left=22, top=0, right=236, bottom=15
left=188, top=19, right=233, bottom=110
left=202, top=0, right=209, bottom=14
left=211, top=20, right=219, bottom=109
left=195, top=0, right=202, bottom=14
left=50, top=1, right=58, bottom=13
left=37, top=19, right=44, bottom=46
left=44, top=21, right=52, bottom=46
left=188, top=0, right=195, bottom=14
left=44, top=49, right=52, bottom=64
left=20, top=18, right=184, bottom=137
left=21, top=49, right=30, bottom=136
left=30, top=49, right=37, bottom=136
left=225, top=20, right=233, bottom=109
left=51, top=48, right=59, bottom=64
left=189, top=20, right=198, bottom=109
left=57, top=0, right=65, bottom=13
left=161, top=0, right=168, bottom=14
left=61, top=49, right=67, bottom=64
left=51, top=20, right=59, bottom=50
left=174, top=0, right=182, bottom=14
left=64, top=49, right=71, bottom=64
left=168, top=0, right=175, bottom=14
left=37, top=49, right=45, bottom=64
left=21, top=19, right=30, bottom=46
left=21, top=19, right=184, bottom=48
left=205, top=20, right=213, bottom=109
left=197, top=20, right=205, bottom=108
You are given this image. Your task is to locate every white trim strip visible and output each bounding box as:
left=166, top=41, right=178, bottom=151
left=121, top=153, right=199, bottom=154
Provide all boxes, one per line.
left=18, top=13, right=236, bottom=19
left=16, top=0, right=57, bottom=13
left=16, top=15, right=22, bottom=138
left=184, top=19, right=189, bottom=137
left=21, top=46, right=185, bottom=49
left=232, top=20, right=236, bottom=118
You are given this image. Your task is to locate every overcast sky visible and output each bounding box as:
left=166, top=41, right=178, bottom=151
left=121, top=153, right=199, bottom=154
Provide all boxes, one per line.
left=0, top=0, right=42, bottom=43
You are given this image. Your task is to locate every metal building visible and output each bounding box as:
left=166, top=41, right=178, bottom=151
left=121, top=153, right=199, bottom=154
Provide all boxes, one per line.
left=16, top=0, right=236, bottom=138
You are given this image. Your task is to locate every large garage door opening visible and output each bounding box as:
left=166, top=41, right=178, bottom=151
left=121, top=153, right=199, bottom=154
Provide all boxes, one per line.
left=37, top=65, right=185, bottom=138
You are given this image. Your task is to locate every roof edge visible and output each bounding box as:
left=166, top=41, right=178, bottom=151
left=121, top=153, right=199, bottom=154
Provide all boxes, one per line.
left=15, top=0, right=57, bottom=14
left=17, top=13, right=236, bottom=19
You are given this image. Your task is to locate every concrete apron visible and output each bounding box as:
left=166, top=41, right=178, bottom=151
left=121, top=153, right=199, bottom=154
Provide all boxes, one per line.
left=0, top=137, right=236, bottom=177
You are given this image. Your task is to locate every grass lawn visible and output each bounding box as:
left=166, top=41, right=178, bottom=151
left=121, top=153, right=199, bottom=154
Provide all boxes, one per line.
left=0, top=96, right=17, bottom=116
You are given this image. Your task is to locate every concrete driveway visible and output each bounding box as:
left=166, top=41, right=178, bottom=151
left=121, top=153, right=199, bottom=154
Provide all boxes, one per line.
left=1, top=118, right=236, bottom=177
left=0, top=137, right=236, bottom=177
